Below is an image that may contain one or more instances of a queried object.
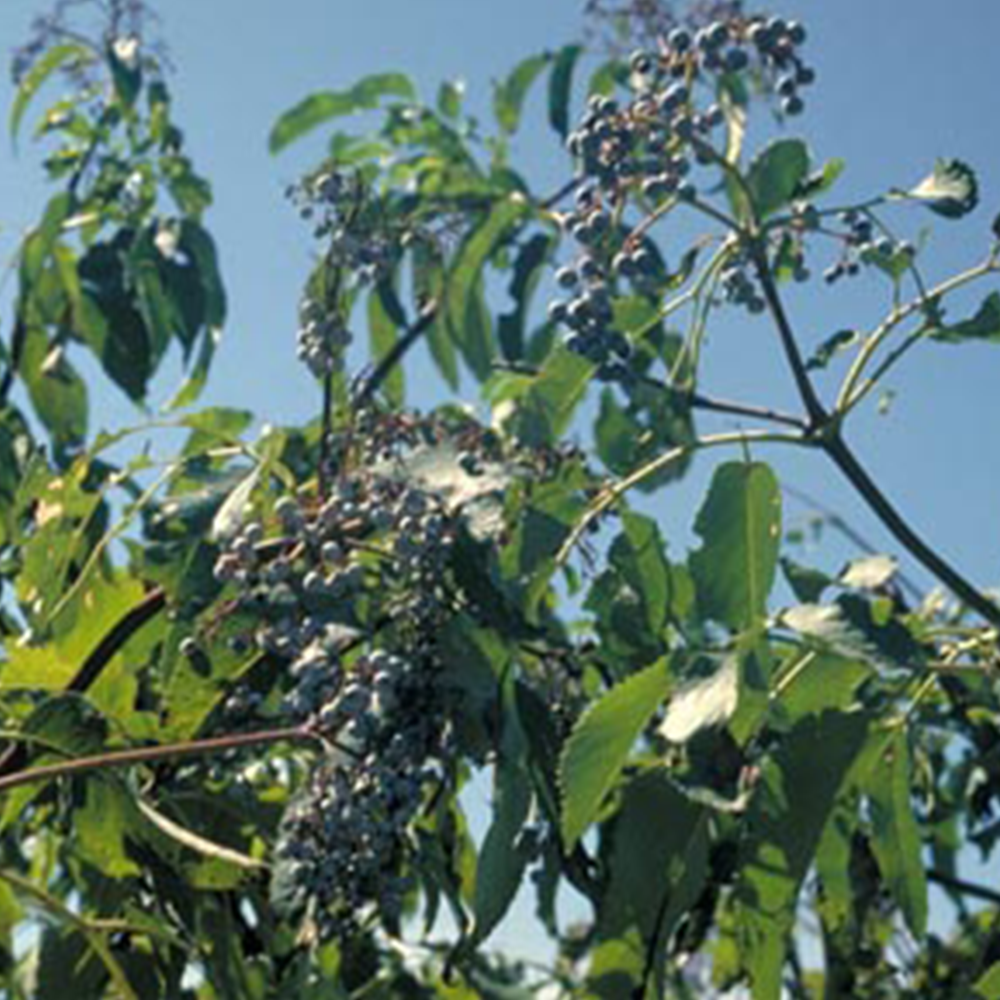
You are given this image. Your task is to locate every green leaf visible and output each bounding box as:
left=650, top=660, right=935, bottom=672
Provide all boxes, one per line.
left=447, top=195, right=528, bottom=380
left=689, top=462, right=781, bottom=630
left=794, top=157, right=846, bottom=200
left=494, top=53, right=550, bottom=134
left=437, top=79, right=464, bottom=119
left=780, top=556, right=832, bottom=604
left=368, top=280, right=406, bottom=406
left=10, top=43, right=91, bottom=145
left=610, top=512, right=671, bottom=635
left=864, top=729, right=928, bottom=938
left=659, top=655, right=739, bottom=744
left=180, top=220, right=227, bottom=330
left=548, top=45, right=583, bottom=140
left=21, top=191, right=72, bottom=291
left=774, top=651, right=873, bottom=720
left=929, top=292, right=1000, bottom=344
left=559, top=658, right=671, bottom=848
left=471, top=696, right=533, bottom=946
left=805, top=328, right=858, bottom=372
left=268, top=72, right=415, bottom=153
left=975, top=963, right=1000, bottom=1000
left=745, top=139, right=811, bottom=220
left=74, top=779, right=141, bottom=878
left=107, top=40, right=141, bottom=109
left=19, top=324, right=88, bottom=453
left=589, top=772, right=708, bottom=998
left=735, top=711, right=871, bottom=1000
left=498, top=234, right=554, bottom=362
left=907, top=158, right=979, bottom=219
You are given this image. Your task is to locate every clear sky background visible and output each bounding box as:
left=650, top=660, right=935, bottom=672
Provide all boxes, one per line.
left=1, top=0, right=999, bottom=969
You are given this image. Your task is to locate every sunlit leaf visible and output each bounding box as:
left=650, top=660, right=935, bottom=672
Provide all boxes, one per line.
left=659, top=656, right=739, bottom=744
left=864, top=729, right=928, bottom=938
left=494, top=53, right=550, bottom=133
left=745, top=138, right=811, bottom=220
left=10, top=43, right=91, bottom=146
left=559, top=657, right=671, bottom=848
left=689, top=462, right=781, bottom=630
left=269, top=72, right=415, bottom=153
left=907, top=158, right=979, bottom=219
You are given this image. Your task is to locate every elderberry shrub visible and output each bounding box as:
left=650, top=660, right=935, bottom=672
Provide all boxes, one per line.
left=551, top=11, right=815, bottom=370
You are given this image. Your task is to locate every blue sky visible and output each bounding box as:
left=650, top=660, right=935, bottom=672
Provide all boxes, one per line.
left=2, top=0, right=999, bottom=966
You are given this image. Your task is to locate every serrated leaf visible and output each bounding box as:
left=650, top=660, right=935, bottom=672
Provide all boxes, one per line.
left=689, top=462, right=781, bottom=630
left=10, top=43, right=91, bottom=146
left=735, top=711, right=872, bottom=1000
left=494, top=53, right=550, bottom=134
left=780, top=556, right=832, bottom=604
left=864, top=729, right=927, bottom=938
left=589, top=772, right=708, bottom=996
left=839, top=553, right=898, bottom=591
left=209, top=464, right=260, bottom=542
left=745, top=138, right=811, bottom=220
left=929, top=292, right=1000, bottom=345
left=548, top=44, right=582, bottom=140
left=659, top=656, right=739, bottom=744
left=559, top=658, right=671, bottom=848
left=805, top=328, right=858, bottom=372
left=907, top=158, right=979, bottom=219
left=447, top=195, right=528, bottom=380
left=269, top=72, right=415, bottom=153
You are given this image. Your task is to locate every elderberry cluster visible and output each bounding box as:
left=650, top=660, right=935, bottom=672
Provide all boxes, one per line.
left=295, top=296, right=352, bottom=377
left=551, top=12, right=815, bottom=369
left=212, top=476, right=457, bottom=672
left=549, top=249, right=632, bottom=379
left=273, top=645, right=452, bottom=938
left=823, top=209, right=914, bottom=285
left=286, top=168, right=395, bottom=284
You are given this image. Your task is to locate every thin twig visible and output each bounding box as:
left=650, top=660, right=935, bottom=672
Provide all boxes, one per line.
left=927, top=868, right=1000, bottom=906
left=0, top=725, right=322, bottom=797
left=750, top=240, right=828, bottom=427
left=353, top=300, right=438, bottom=408
left=823, top=433, right=1000, bottom=629
left=837, top=253, right=999, bottom=413
left=781, top=482, right=925, bottom=603
left=556, top=428, right=806, bottom=566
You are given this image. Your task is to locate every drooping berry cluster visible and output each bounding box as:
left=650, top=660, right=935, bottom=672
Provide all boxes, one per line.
left=551, top=11, right=814, bottom=369
left=296, top=295, right=353, bottom=377
left=549, top=248, right=632, bottom=380
left=273, top=644, right=452, bottom=938
left=197, top=407, right=566, bottom=939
